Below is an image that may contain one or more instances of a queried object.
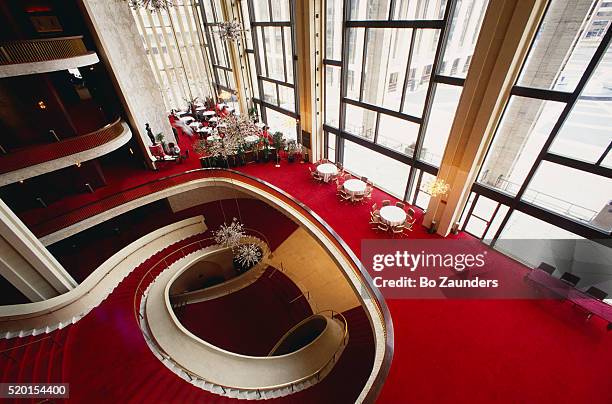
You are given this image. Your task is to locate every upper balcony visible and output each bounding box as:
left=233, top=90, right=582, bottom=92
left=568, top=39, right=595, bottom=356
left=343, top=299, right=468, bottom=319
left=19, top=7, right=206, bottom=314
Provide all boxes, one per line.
left=0, top=119, right=132, bottom=187
left=0, top=36, right=99, bottom=78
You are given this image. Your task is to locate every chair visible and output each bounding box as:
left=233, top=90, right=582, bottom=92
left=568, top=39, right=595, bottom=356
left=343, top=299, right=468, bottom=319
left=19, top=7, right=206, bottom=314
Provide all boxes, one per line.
left=336, top=162, right=343, bottom=171
left=395, top=201, right=405, bottom=209
left=382, top=200, right=391, bottom=207
left=352, top=194, right=364, bottom=203
left=376, top=223, right=389, bottom=232
left=406, top=207, right=416, bottom=220
left=392, top=225, right=405, bottom=235
left=364, top=186, right=373, bottom=199
left=585, top=286, right=608, bottom=301
left=560, top=272, right=580, bottom=287
left=369, top=212, right=381, bottom=227
left=360, top=176, right=368, bottom=182
left=536, top=262, right=556, bottom=275
left=338, top=189, right=351, bottom=202
left=371, top=203, right=377, bottom=212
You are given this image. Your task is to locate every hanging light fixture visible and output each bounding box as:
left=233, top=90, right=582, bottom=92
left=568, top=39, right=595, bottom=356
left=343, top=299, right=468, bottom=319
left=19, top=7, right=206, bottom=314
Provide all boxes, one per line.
left=427, top=177, right=451, bottom=198
left=125, top=0, right=173, bottom=12
left=214, top=217, right=245, bottom=249
left=216, top=21, right=248, bottom=41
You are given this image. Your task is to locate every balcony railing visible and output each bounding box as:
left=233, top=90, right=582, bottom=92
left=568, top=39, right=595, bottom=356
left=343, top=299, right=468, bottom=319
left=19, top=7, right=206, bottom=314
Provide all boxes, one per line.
left=0, top=36, right=89, bottom=65
left=0, top=119, right=125, bottom=175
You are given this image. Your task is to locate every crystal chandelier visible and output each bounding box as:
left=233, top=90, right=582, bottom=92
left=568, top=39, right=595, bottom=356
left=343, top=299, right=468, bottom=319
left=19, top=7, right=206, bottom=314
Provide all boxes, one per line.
left=126, top=0, right=173, bottom=12
left=217, top=21, right=247, bottom=41
left=235, top=244, right=262, bottom=268
left=214, top=218, right=245, bottom=249
left=427, top=178, right=451, bottom=198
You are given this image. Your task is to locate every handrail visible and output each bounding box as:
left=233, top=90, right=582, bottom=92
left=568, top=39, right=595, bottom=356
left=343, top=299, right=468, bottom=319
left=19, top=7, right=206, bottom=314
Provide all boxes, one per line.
left=0, top=335, right=52, bottom=354
left=0, top=36, right=89, bottom=65
left=40, top=168, right=392, bottom=402
left=0, top=118, right=125, bottom=175
left=267, top=310, right=348, bottom=357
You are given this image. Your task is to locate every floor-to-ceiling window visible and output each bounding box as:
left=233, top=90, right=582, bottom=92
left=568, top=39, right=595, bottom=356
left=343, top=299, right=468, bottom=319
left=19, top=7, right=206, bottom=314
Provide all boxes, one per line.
left=132, top=1, right=214, bottom=110
left=241, top=0, right=299, bottom=140
left=199, top=0, right=238, bottom=97
left=459, top=0, right=612, bottom=294
left=323, top=0, right=489, bottom=205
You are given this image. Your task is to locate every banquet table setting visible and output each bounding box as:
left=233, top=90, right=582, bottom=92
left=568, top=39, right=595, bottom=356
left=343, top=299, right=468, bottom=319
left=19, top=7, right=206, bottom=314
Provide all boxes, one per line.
left=316, top=163, right=339, bottom=183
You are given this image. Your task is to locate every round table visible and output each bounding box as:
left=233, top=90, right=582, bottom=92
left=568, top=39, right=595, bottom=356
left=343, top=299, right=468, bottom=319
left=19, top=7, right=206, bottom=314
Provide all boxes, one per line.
left=209, top=116, right=220, bottom=123
left=207, top=134, right=221, bottom=141
left=179, top=116, right=194, bottom=124
left=379, top=206, right=407, bottom=226
left=256, top=122, right=266, bottom=129
left=244, top=135, right=260, bottom=143
left=316, top=163, right=338, bottom=182
left=343, top=179, right=367, bottom=197
left=202, top=111, right=216, bottom=117
left=188, top=122, right=202, bottom=129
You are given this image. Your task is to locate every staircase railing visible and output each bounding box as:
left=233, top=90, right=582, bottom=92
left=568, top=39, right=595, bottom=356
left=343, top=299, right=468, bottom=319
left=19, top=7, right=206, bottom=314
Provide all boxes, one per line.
left=35, top=168, right=392, bottom=402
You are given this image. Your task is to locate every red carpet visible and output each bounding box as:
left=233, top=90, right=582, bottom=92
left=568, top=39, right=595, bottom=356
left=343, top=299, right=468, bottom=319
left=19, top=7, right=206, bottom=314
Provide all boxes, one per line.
left=2, top=158, right=611, bottom=403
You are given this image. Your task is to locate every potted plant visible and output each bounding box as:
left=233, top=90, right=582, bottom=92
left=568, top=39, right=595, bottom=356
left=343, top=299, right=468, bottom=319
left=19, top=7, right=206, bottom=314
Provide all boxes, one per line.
left=155, top=133, right=167, bottom=153
left=184, top=96, right=200, bottom=116
left=262, top=137, right=271, bottom=163
left=272, top=131, right=285, bottom=165
left=248, top=106, right=259, bottom=122
left=286, top=139, right=298, bottom=163
left=237, top=143, right=246, bottom=166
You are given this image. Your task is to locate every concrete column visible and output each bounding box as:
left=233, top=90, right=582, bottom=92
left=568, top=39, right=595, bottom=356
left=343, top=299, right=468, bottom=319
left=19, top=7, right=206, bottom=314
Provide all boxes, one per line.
left=0, top=199, right=77, bottom=302
left=423, top=0, right=549, bottom=236
left=295, top=0, right=323, bottom=161
left=482, top=0, right=594, bottom=187
left=79, top=0, right=175, bottom=168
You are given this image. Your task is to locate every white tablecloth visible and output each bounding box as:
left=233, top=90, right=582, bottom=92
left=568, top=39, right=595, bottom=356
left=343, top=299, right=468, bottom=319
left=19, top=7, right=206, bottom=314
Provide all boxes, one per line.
left=343, top=179, right=367, bottom=196
left=202, top=111, right=216, bottom=116
left=197, top=127, right=213, bottom=134
left=209, top=116, right=220, bottom=123
left=179, top=116, right=194, bottom=124
left=189, top=122, right=202, bottom=129
left=379, top=206, right=407, bottom=226
left=244, top=135, right=260, bottom=143
left=316, top=163, right=338, bottom=182
left=208, top=134, right=221, bottom=141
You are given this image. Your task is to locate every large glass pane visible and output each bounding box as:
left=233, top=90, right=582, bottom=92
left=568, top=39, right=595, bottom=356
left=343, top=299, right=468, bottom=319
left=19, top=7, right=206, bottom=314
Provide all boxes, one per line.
left=344, top=140, right=410, bottom=197
left=283, top=27, right=294, bottom=84
left=253, top=0, right=270, bottom=22
left=376, top=114, right=420, bottom=155
left=421, top=83, right=462, bottom=165
left=440, top=0, right=489, bottom=78
left=549, top=45, right=612, bottom=162
left=392, top=0, right=447, bottom=20
left=278, top=85, right=295, bottom=111
left=522, top=161, right=612, bottom=231
left=325, top=0, right=343, bottom=60
left=415, top=171, right=435, bottom=209
left=325, top=65, right=341, bottom=127
left=248, top=52, right=260, bottom=99
left=265, top=27, right=285, bottom=81
left=478, top=96, right=566, bottom=195
left=346, top=28, right=365, bottom=100
left=349, top=0, right=390, bottom=20
left=495, top=211, right=612, bottom=296
left=517, top=0, right=607, bottom=92
left=361, top=29, right=412, bottom=111
left=327, top=132, right=337, bottom=162
left=240, top=0, right=253, bottom=49
left=265, top=108, right=297, bottom=140
left=402, top=29, right=439, bottom=116
left=262, top=81, right=277, bottom=104
left=270, top=0, right=290, bottom=21
left=344, top=104, right=376, bottom=140
left=256, top=27, right=267, bottom=76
